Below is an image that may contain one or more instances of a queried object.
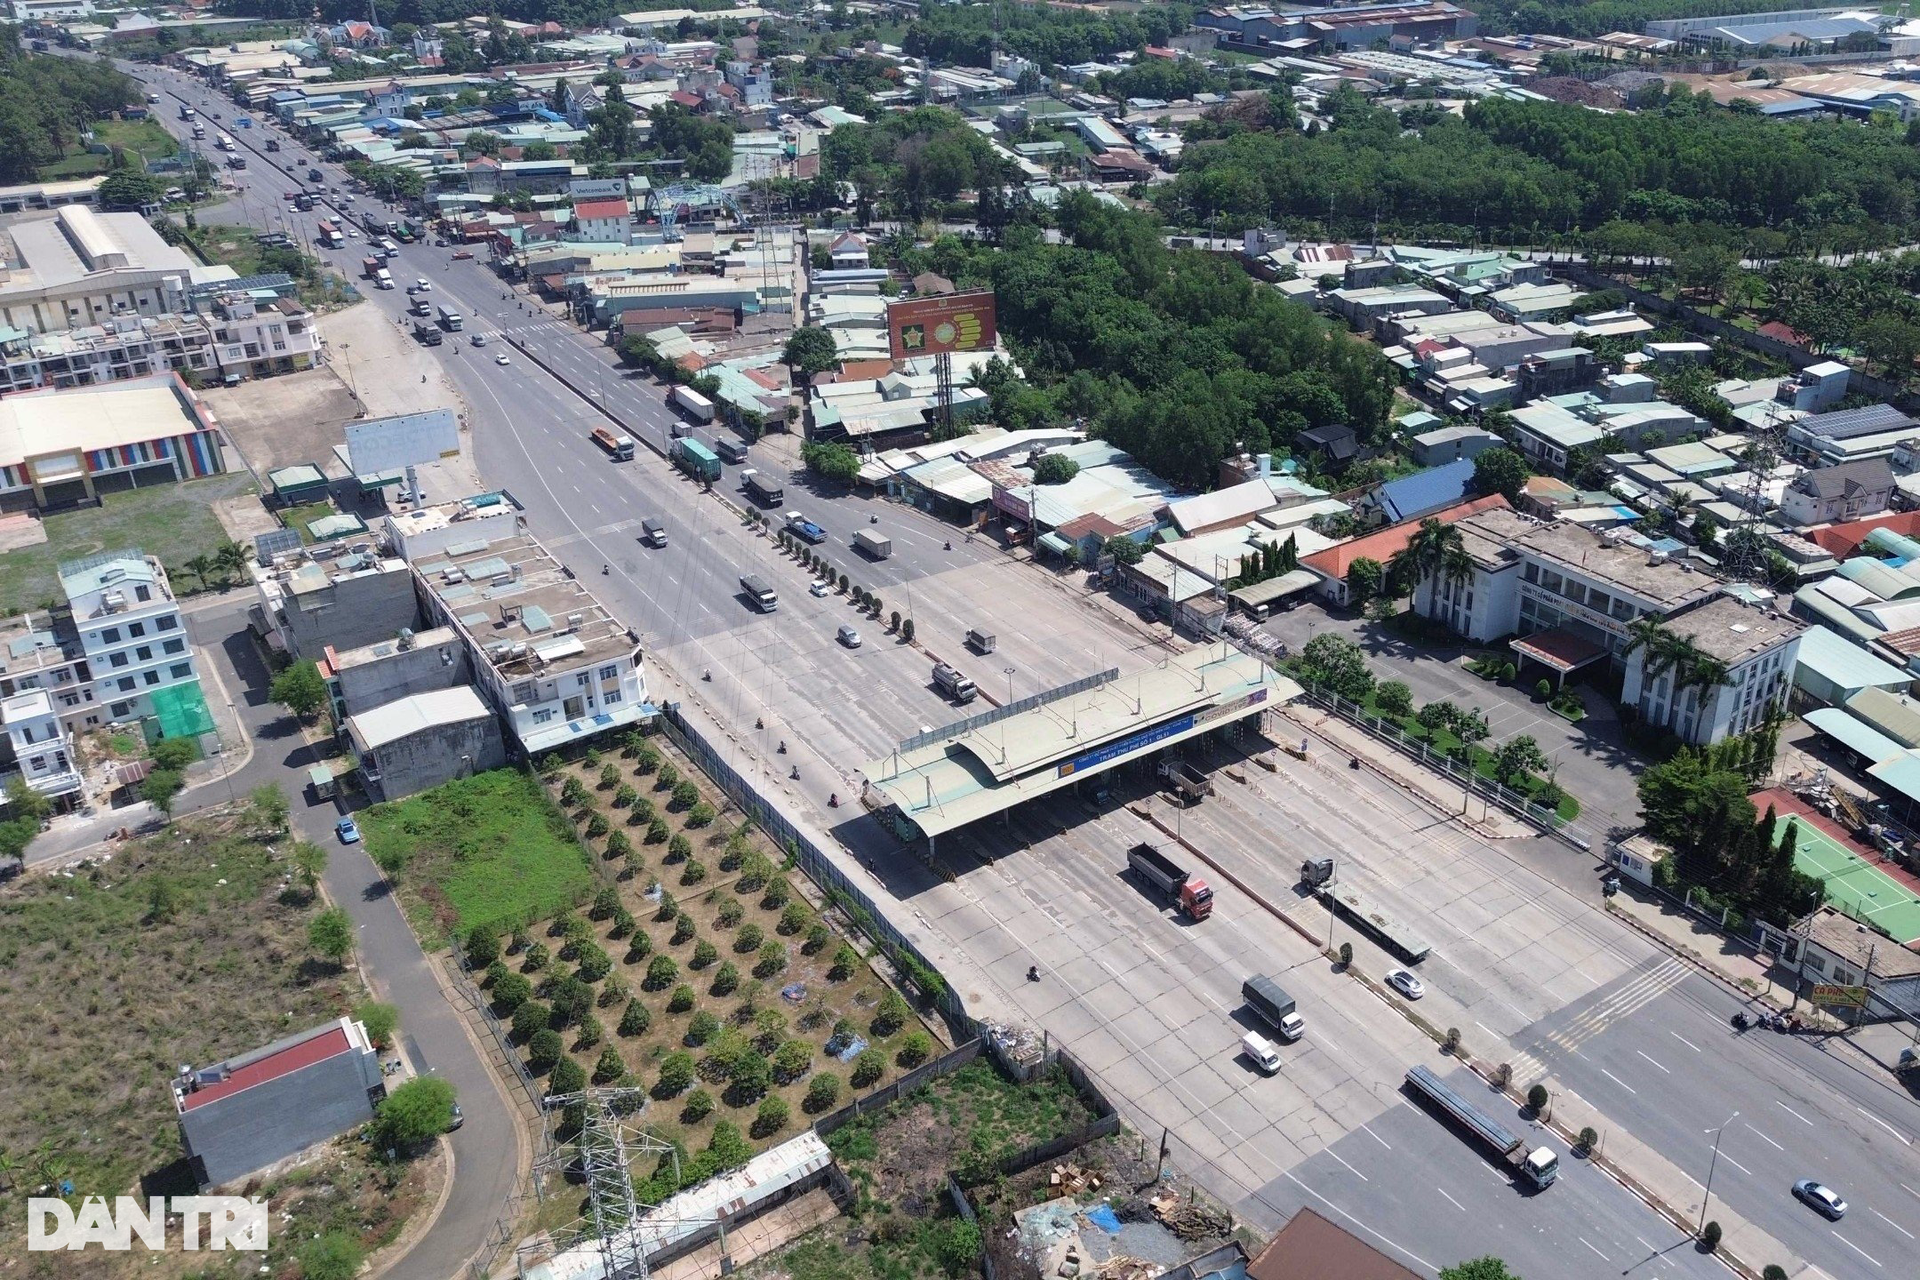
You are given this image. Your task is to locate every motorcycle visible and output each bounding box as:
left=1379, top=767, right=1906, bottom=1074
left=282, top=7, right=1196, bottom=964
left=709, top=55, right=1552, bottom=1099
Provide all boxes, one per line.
left=1731, top=1012, right=1751, bottom=1031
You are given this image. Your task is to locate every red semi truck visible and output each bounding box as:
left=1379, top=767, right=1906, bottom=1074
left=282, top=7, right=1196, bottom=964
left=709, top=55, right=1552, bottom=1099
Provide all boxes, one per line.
left=1127, top=843, right=1213, bottom=921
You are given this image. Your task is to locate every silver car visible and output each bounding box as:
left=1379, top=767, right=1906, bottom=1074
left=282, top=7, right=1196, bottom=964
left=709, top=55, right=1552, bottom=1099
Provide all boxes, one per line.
left=837, top=624, right=862, bottom=648
left=1793, top=1179, right=1847, bottom=1219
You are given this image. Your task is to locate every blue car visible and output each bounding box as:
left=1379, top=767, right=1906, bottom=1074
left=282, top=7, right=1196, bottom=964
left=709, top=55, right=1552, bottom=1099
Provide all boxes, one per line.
left=335, top=817, right=361, bottom=844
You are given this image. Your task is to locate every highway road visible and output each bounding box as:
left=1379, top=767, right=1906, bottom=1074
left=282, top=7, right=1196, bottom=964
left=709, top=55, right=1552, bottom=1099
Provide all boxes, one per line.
left=113, top=61, right=1920, bottom=1277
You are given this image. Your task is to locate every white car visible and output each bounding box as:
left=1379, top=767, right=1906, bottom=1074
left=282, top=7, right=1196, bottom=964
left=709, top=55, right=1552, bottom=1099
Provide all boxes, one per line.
left=494, top=353, right=510, bottom=365
left=414, top=279, right=431, bottom=291
left=1384, top=968, right=1425, bottom=1000
left=809, top=580, right=831, bottom=597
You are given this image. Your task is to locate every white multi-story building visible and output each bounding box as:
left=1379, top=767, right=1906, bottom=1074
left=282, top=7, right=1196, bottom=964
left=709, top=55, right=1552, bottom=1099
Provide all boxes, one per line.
left=1414, top=509, right=1802, bottom=744
left=0, top=690, right=82, bottom=804
left=1621, top=595, right=1803, bottom=744
left=0, top=291, right=320, bottom=392
left=410, top=523, right=648, bottom=755
left=60, top=550, right=203, bottom=727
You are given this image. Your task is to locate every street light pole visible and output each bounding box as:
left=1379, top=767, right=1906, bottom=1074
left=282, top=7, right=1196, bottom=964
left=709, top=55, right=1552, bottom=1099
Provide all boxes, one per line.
left=1700, top=1110, right=1739, bottom=1234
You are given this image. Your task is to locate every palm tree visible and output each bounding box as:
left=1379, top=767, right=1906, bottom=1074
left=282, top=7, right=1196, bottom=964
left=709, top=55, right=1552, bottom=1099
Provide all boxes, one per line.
left=1388, top=518, right=1469, bottom=618
left=183, top=554, right=214, bottom=591
left=213, top=539, right=251, bottom=580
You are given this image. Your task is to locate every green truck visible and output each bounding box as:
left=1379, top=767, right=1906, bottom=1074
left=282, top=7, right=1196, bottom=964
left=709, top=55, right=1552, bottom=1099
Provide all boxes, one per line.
left=671, top=437, right=721, bottom=483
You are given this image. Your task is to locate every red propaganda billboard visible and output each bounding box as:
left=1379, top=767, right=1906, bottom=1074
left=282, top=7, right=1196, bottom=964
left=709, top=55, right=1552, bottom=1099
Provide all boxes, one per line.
left=887, top=291, right=998, bottom=360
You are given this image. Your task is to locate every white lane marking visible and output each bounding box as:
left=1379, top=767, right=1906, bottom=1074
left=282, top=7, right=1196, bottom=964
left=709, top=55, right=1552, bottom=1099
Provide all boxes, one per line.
left=1856, top=1106, right=1913, bottom=1145
left=1326, top=1151, right=1370, bottom=1182
left=1776, top=1100, right=1813, bottom=1125
left=1474, top=1019, right=1499, bottom=1039
left=1903, top=1183, right=1920, bottom=1201
left=1600, top=1067, right=1637, bottom=1094
left=1436, top=1188, right=1466, bottom=1212
left=1870, top=1208, right=1915, bottom=1240
left=1636, top=1050, right=1669, bottom=1073
left=1670, top=1030, right=1701, bottom=1053
left=1280, top=1171, right=1435, bottom=1274
left=1712, top=1147, right=1751, bottom=1177
left=1359, top=1123, right=1391, bottom=1150
left=1746, top=1126, right=1784, bottom=1152
left=1578, top=1237, right=1608, bottom=1261
left=1831, top=1231, right=1882, bottom=1267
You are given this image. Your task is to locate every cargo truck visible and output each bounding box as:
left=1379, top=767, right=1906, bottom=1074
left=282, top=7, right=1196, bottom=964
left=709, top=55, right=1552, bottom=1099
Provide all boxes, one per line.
left=672, top=437, right=721, bottom=483
left=714, top=437, right=749, bottom=464
left=671, top=386, right=716, bottom=422
left=854, top=529, right=892, bottom=559
left=1242, top=975, right=1304, bottom=1041
left=1127, top=844, right=1213, bottom=921
left=362, top=256, right=382, bottom=279
left=1160, top=759, right=1213, bottom=805
left=412, top=318, right=443, bottom=346
left=591, top=427, right=635, bottom=461
left=744, top=471, right=784, bottom=506
left=931, top=663, right=977, bottom=704
left=1404, top=1064, right=1558, bottom=1189
left=785, top=511, right=827, bottom=544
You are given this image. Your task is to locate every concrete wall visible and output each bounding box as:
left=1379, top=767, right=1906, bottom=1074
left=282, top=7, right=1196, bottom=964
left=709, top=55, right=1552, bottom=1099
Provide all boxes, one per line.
left=360, top=714, right=505, bottom=803
left=283, top=567, right=420, bottom=659
left=335, top=635, right=470, bottom=717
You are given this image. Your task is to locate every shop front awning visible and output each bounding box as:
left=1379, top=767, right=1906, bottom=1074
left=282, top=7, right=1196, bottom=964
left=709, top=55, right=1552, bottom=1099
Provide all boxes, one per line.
left=1510, top=627, right=1609, bottom=674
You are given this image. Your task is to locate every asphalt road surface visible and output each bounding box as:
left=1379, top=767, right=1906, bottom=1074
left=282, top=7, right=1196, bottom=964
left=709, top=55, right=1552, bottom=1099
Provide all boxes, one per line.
left=112, top=62, right=1920, bottom=1278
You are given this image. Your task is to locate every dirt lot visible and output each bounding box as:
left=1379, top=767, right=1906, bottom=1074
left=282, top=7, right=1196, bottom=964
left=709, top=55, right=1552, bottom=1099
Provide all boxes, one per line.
left=202, top=365, right=361, bottom=477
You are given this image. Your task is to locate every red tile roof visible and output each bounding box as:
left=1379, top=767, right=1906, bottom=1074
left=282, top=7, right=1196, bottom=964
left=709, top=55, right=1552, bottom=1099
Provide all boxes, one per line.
left=1247, top=1209, right=1422, bottom=1280
left=1806, top=510, right=1920, bottom=560
left=574, top=197, right=630, bottom=221
left=1759, top=321, right=1810, bottom=349
left=1301, top=494, right=1509, bottom=580
left=179, top=1025, right=353, bottom=1112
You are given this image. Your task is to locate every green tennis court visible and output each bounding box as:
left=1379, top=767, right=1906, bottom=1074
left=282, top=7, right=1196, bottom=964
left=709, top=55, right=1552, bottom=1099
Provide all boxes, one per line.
left=1773, top=817, right=1920, bottom=945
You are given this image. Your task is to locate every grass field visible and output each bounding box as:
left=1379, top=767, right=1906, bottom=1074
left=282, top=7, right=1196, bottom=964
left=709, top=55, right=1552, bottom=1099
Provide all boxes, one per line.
left=282, top=499, right=338, bottom=542
left=0, top=800, right=440, bottom=1279
left=0, top=472, right=257, bottom=609
left=38, top=118, right=184, bottom=178
left=363, top=768, right=598, bottom=946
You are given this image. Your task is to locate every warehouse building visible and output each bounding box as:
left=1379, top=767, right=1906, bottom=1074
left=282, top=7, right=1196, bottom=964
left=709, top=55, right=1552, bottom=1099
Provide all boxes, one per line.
left=0, top=373, right=224, bottom=511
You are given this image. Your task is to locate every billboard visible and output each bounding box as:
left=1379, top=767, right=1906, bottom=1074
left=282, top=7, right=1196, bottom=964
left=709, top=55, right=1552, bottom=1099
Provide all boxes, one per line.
left=887, top=291, right=998, bottom=360
left=1810, top=983, right=1870, bottom=1008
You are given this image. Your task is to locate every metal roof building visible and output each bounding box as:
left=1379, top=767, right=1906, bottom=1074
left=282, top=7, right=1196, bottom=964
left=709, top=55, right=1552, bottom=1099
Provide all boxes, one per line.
left=861, top=648, right=1298, bottom=845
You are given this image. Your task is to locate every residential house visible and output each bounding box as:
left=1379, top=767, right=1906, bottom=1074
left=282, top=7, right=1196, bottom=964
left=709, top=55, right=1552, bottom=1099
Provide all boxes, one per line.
left=1296, top=423, right=1360, bottom=469
left=572, top=196, right=633, bottom=244
left=1780, top=458, right=1898, bottom=528
left=173, top=1017, right=385, bottom=1188
left=828, top=232, right=870, bottom=269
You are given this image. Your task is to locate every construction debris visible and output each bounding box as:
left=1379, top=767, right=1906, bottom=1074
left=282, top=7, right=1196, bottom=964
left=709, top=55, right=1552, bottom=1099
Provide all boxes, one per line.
left=1049, top=1163, right=1102, bottom=1196
left=1094, top=1256, right=1158, bottom=1280
left=1148, top=1194, right=1232, bottom=1242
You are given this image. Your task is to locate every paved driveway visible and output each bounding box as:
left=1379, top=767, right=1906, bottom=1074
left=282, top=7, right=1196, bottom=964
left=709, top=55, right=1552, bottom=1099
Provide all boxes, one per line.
left=1260, top=606, right=1648, bottom=838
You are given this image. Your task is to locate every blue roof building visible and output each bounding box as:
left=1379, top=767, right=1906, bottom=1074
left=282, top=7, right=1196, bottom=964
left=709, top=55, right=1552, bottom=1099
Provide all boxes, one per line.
left=1375, top=458, right=1477, bottom=524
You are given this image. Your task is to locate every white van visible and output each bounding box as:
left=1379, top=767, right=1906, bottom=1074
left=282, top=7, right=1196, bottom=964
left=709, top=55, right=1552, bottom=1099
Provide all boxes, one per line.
left=1241, top=1031, right=1281, bottom=1074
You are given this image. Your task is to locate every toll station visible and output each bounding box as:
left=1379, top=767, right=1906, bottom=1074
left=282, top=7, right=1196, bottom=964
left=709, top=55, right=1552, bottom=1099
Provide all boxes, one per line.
left=858, top=647, right=1300, bottom=850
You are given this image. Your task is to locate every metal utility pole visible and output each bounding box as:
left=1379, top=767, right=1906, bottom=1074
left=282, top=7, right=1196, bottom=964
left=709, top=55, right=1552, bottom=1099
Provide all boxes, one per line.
left=1700, top=1110, right=1739, bottom=1234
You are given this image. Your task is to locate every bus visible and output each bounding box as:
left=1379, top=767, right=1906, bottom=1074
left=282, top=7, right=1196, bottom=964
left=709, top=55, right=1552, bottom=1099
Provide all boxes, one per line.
left=316, top=219, right=344, bottom=249
left=436, top=304, right=463, bottom=332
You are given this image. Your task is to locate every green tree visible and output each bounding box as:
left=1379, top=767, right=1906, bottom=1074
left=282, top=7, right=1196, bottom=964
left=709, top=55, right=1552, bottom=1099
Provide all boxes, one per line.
left=1032, top=453, right=1080, bottom=485
left=309, top=907, right=354, bottom=966
left=1388, top=517, right=1472, bottom=616
left=1346, top=556, right=1386, bottom=602
left=355, top=1001, right=399, bottom=1050
left=140, top=768, right=184, bottom=817
left=1470, top=447, right=1530, bottom=502
left=99, top=167, right=163, bottom=211
left=1859, top=315, right=1920, bottom=380
left=1440, top=1261, right=1521, bottom=1280
left=783, top=325, right=839, bottom=376
left=1375, top=680, right=1413, bottom=719
left=1103, top=535, right=1146, bottom=566
left=376, top=1076, right=456, bottom=1149
left=1494, top=735, right=1548, bottom=785
left=271, top=660, right=327, bottom=720
left=291, top=840, right=327, bottom=897
left=1298, top=633, right=1373, bottom=701
left=801, top=441, right=862, bottom=484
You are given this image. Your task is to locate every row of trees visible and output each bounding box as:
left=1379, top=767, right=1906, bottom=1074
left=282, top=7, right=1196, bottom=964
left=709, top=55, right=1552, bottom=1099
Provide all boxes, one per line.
left=819, top=106, right=1010, bottom=222
left=1158, top=82, right=1920, bottom=248
left=901, top=3, right=1192, bottom=71
left=1638, top=740, right=1819, bottom=928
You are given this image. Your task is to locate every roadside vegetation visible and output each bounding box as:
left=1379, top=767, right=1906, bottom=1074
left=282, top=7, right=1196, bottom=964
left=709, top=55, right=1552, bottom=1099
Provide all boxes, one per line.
left=0, top=795, right=439, bottom=1279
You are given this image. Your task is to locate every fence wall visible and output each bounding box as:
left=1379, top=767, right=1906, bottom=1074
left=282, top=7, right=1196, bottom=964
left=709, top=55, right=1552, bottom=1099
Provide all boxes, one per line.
left=809, top=1036, right=984, bottom=1140
left=1301, top=686, right=1596, bottom=850
left=656, top=706, right=980, bottom=1038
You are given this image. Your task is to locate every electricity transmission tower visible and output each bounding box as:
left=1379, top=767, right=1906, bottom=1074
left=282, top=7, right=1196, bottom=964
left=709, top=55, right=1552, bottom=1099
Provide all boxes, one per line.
left=539, top=1087, right=679, bottom=1280
left=1718, top=399, right=1790, bottom=585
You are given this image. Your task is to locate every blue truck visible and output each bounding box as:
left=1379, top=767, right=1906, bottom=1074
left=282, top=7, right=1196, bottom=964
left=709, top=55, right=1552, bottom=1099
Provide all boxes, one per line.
left=784, top=511, right=827, bottom=544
